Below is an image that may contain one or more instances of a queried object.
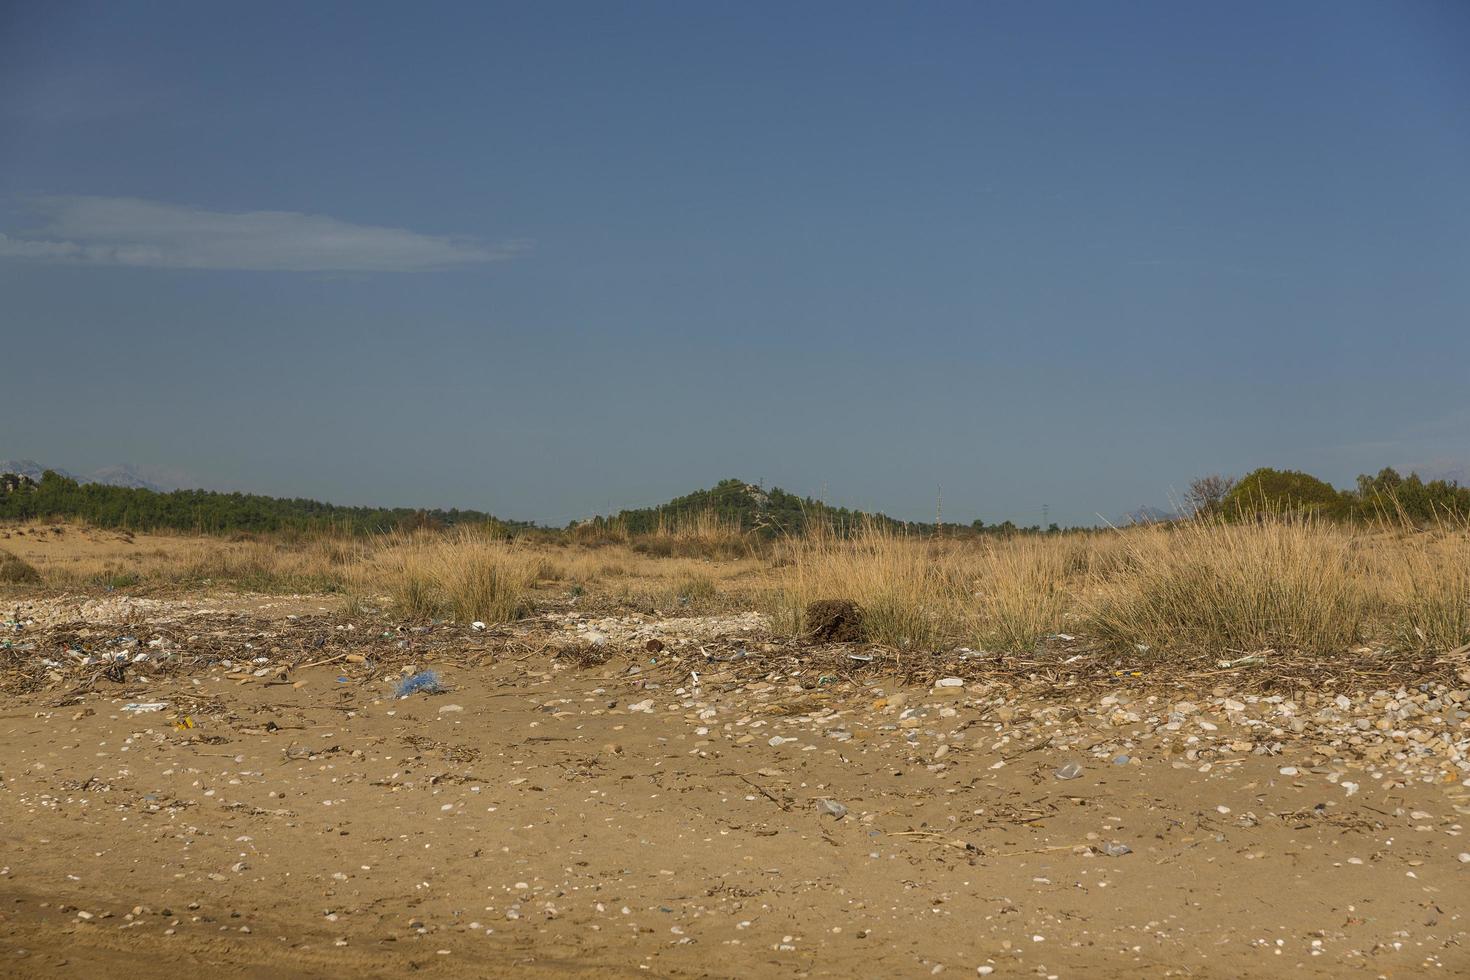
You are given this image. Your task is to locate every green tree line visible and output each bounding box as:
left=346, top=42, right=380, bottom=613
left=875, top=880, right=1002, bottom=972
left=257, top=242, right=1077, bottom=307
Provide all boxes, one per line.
left=585, top=478, right=1052, bottom=537
left=1212, top=467, right=1470, bottom=523
left=0, top=471, right=518, bottom=535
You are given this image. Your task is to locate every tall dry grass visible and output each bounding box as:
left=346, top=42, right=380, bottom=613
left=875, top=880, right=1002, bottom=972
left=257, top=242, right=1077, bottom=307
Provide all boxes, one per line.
left=765, top=521, right=969, bottom=648
left=971, top=537, right=1075, bottom=651
left=766, top=523, right=1083, bottom=651
left=368, top=528, right=546, bottom=623
left=0, top=549, right=42, bottom=585
left=568, top=517, right=630, bottom=548
left=1375, top=521, right=1470, bottom=652
left=1086, top=516, right=1367, bottom=655
left=633, top=509, right=750, bottom=559
left=6, top=512, right=1466, bottom=659
left=761, top=514, right=1470, bottom=656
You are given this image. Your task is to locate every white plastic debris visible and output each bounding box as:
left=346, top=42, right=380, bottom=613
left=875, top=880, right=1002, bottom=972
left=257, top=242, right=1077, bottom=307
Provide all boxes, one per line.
left=816, top=799, right=848, bottom=819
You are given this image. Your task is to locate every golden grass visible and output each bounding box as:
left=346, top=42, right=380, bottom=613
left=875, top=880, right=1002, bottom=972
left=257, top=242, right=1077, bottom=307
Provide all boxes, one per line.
left=568, top=517, right=630, bottom=548
left=1376, top=522, right=1470, bottom=652
left=4, top=514, right=1467, bottom=658
left=632, top=509, right=751, bottom=559
left=971, top=537, right=1074, bottom=651
left=765, top=524, right=1081, bottom=651
left=366, top=529, right=546, bottom=623
left=1086, top=517, right=1367, bottom=655
left=765, top=521, right=968, bottom=648
left=0, top=549, right=42, bottom=585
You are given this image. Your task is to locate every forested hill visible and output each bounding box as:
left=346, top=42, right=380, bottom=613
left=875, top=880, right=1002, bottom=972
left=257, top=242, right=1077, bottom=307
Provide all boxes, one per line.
left=589, top=478, right=954, bottom=536
left=0, top=470, right=515, bottom=535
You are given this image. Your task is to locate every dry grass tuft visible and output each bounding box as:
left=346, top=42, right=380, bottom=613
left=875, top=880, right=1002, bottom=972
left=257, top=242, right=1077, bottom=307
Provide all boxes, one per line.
left=1377, top=522, right=1470, bottom=652
left=374, top=529, right=545, bottom=624
left=0, top=549, right=42, bottom=585
left=633, top=509, right=750, bottom=559
left=766, top=521, right=966, bottom=648
left=1086, top=516, right=1366, bottom=655
left=568, top=517, right=630, bottom=548
left=971, top=538, right=1073, bottom=652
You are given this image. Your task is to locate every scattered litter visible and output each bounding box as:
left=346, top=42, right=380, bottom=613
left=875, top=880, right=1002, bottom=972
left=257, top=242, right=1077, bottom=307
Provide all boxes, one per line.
left=1098, top=842, right=1132, bottom=857
left=1054, top=762, right=1084, bottom=780
left=471, top=621, right=486, bottom=631
left=122, top=702, right=168, bottom=713
left=816, top=799, right=848, bottom=819
left=438, top=703, right=464, bottom=714
left=934, top=677, right=964, bottom=688
left=1217, top=653, right=1269, bottom=669
left=395, top=670, right=445, bottom=698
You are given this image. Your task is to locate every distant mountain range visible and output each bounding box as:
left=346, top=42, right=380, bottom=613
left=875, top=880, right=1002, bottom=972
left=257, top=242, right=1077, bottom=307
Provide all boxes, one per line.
left=0, top=459, right=190, bottom=493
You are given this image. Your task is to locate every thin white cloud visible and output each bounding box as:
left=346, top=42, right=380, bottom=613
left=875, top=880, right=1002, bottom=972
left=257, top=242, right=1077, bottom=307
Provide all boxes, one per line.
left=0, top=195, right=522, bottom=272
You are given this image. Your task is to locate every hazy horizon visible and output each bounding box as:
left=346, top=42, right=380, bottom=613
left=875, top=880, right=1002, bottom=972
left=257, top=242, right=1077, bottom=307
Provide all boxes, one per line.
left=4, top=2, right=1468, bottom=526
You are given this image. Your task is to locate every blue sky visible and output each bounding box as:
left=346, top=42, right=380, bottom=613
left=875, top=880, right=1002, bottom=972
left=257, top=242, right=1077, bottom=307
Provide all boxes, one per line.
left=2, top=2, right=1467, bottom=526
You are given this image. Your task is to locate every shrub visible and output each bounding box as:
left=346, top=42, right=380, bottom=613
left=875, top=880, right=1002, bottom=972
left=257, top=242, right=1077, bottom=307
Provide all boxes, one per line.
left=1224, top=468, right=1349, bottom=518
left=0, top=549, right=41, bottom=585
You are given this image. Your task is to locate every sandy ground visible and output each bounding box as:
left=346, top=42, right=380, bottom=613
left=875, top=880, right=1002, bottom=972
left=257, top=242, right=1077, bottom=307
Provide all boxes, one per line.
left=0, top=524, right=194, bottom=567
left=1, top=598, right=1468, bottom=979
